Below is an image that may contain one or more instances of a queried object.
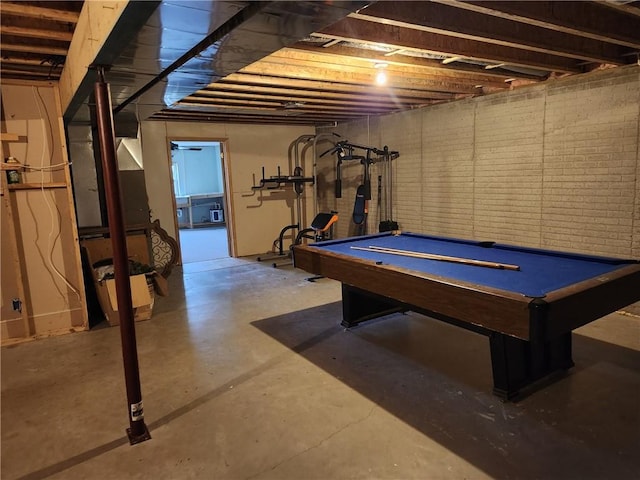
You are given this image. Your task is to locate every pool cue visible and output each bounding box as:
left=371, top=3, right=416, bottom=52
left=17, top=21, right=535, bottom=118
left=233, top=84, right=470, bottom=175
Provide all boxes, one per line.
left=351, top=245, right=520, bottom=271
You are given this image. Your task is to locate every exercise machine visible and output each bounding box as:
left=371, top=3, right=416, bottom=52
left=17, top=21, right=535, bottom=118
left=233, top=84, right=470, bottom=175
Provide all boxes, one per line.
left=321, top=140, right=399, bottom=236
left=295, top=211, right=339, bottom=282
left=255, top=133, right=340, bottom=267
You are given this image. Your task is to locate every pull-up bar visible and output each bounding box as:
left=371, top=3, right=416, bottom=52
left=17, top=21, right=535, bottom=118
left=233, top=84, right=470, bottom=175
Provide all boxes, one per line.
left=251, top=166, right=314, bottom=194
left=320, top=140, right=398, bottom=200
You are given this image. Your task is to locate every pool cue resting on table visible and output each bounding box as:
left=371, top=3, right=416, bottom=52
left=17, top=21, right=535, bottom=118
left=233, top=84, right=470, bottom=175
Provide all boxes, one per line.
left=351, top=245, right=520, bottom=271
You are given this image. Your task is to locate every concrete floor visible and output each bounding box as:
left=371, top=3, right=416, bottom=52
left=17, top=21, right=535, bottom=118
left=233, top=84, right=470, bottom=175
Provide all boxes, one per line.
left=2, top=257, right=639, bottom=479
left=178, top=226, right=229, bottom=264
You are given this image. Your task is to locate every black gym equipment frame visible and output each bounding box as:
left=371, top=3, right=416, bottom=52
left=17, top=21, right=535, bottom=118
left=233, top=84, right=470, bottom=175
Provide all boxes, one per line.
left=321, top=140, right=399, bottom=234
left=378, top=145, right=400, bottom=232
left=255, top=133, right=340, bottom=267
left=251, top=165, right=314, bottom=194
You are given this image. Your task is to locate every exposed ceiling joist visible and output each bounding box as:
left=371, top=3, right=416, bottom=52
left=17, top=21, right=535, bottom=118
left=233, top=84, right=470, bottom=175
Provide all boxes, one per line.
left=437, top=0, right=640, bottom=49
left=353, top=1, right=633, bottom=65
left=318, top=17, right=582, bottom=74
left=0, top=2, right=80, bottom=23
left=207, top=81, right=447, bottom=103
left=1, top=25, right=73, bottom=42
left=2, top=1, right=638, bottom=126
left=220, top=73, right=456, bottom=100
left=187, top=89, right=422, bottom=110
left=151, top=109, right=341, bottom=126
left=290, top=43, right=543, bottom=81
left=0, top=0, right=81, bottom=80
left=270, top=48, right=510, bottom=89
left=1, top=42, right=68, bottom=56
left=241, top=61, right=483, bottom=95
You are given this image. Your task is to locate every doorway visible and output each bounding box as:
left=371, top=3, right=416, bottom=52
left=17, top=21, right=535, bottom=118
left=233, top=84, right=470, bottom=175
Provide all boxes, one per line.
left=170, top=140, right=230, bottom=263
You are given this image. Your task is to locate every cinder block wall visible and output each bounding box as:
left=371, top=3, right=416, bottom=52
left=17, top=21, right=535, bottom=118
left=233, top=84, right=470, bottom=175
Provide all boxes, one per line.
left=542, top=70, right=639, bottom=256
left=319, top=65, right=640, bottom=259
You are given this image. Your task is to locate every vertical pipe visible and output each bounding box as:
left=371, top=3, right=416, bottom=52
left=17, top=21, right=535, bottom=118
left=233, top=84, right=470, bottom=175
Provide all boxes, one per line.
left=94, top=68, right=150, bottom=445
left=89, top=104, right=109, bottom=224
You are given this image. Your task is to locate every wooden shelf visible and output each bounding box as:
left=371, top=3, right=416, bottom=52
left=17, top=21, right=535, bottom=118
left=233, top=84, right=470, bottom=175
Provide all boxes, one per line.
left=178, top=193, right=225, bottom=229
left=1, top=82, right=88, bottom=344
left=8, top=182, right=67, bottom=190
left=1, top=163, right=22, bottom=171
left=1, top=133, right=20, bottom=142
left=192, top=221, right=226, bottom=227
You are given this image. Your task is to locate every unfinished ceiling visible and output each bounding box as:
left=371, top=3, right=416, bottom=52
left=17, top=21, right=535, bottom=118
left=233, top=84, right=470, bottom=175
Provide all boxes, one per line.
left=0, top=1, right=82, bottom=79
left=2, top=1, right=640, bottom=127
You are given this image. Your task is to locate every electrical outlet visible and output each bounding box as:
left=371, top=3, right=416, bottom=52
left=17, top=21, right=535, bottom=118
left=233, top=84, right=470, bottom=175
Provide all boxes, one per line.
left=12, top=298, right=22, bottom=313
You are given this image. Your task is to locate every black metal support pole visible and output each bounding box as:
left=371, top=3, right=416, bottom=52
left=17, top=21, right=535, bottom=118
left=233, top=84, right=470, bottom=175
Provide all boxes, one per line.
left=94, top=67, right=151, bottom=445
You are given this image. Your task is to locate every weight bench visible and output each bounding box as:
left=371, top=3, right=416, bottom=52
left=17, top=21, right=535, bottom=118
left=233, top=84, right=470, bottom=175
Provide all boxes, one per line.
left=259, top=212, right=338, bottom=268
left=294, top=212, right=338, bottom=281
left=295, top=212, right=339, bottom=245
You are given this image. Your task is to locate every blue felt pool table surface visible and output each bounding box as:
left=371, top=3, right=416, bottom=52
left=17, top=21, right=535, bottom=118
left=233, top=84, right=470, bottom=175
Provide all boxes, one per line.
left=306, top=232, right=638, bottom=298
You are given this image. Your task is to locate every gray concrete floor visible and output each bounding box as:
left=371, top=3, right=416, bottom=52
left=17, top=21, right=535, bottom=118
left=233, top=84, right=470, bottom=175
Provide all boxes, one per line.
left=2, top=257, right=639, bottom=480
left=178, top=226, right=229, bottom=264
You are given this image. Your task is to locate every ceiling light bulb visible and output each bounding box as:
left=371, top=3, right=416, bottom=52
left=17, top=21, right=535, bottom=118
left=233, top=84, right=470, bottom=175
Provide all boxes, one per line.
left=375, top=70, right=387, bottom=85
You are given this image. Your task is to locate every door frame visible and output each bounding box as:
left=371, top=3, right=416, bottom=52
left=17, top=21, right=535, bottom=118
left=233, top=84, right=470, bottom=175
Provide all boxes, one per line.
left=167, top=137, right=236, bottom=260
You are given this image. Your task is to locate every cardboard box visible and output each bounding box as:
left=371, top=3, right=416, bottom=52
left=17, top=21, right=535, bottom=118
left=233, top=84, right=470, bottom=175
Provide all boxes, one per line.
left=95, top=274, right=154, bottom=326
left=81, top=236, right=156, bottom=327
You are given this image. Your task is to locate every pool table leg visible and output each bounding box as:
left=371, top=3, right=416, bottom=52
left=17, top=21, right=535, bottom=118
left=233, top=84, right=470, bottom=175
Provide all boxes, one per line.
left=489, top=332, right=574, bottom=400
left=341, top=284, right=405, bottom=328
left=341, top=285, right=575, bottom=399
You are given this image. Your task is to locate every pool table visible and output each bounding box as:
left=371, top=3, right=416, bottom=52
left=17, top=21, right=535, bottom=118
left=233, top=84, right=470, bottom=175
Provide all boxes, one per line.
left=292, top=232, right=640, bottom=399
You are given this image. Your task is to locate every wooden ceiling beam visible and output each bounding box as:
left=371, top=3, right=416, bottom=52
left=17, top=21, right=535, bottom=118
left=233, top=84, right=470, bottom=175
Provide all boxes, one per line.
left=0, top=25, right=73, bottom=42
left=268, top=48, right=510, bottom=89
left=0, top=42, right=68, bottom=56
left=0, top=66, right=60, bottom=77
left=219, top=73, right=458, bottom=100
left=318, top=17, right=581, bottom=73
left=205, top=81, right=450, bottom=104
left=155, top=109, right=347, bottom=122
left=289, top=43, right=545, bottom=81
left=156, top=118, right=321, bottom=126
left=149, top=112, right=331, bottom=126
left=0, top=2, right=80, bottom=24
left=435, top=0, right=640, bottom=50
left=189, top=89, right=421, bottom=110
left=176, top=98, right=401, bottom=115
left=240, top=60, right=485, bottom=95
left=168, top=104, right=371, bottom=118
left=598, top=0, right=640, bottom=18
left=354, top=1, right=631, bottom=65
left=0, top=58, right=63, bottom=68
left=157, top=109, right=361, bottom=125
